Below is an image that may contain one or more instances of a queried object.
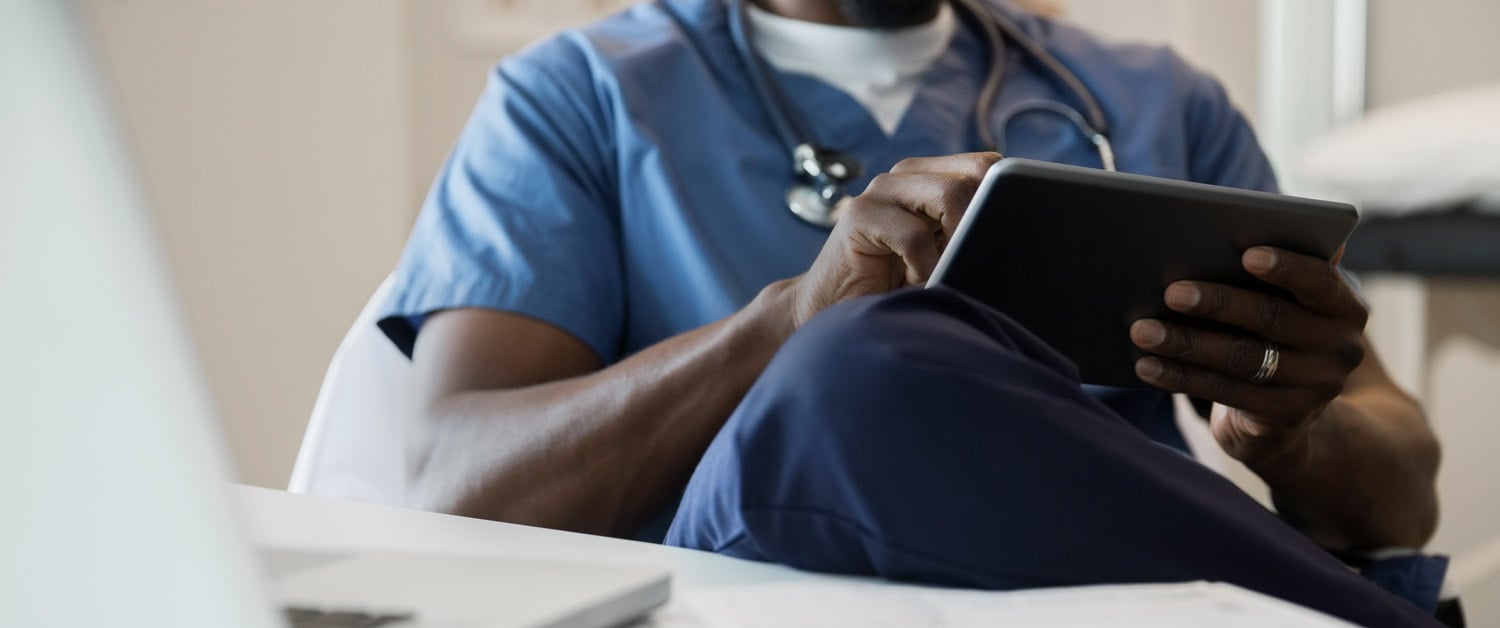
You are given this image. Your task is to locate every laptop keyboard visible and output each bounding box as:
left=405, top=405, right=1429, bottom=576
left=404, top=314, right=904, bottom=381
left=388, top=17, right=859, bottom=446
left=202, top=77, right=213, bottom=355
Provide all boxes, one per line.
left=283, top=606, right=415, bottom=627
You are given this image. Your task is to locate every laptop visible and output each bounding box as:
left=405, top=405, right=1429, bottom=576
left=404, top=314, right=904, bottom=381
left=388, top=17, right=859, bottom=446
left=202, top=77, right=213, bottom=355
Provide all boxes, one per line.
left=0, top=2, right=667, bottom=627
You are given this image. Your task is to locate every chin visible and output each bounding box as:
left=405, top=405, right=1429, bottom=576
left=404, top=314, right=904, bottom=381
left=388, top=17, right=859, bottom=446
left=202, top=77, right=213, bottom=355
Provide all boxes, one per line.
left=839, top=0, right=946, bottom=28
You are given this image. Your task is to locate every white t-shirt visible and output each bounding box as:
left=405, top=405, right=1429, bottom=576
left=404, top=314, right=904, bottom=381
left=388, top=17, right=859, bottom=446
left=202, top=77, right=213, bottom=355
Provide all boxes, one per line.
left=746, top=3, right=957, bottom=136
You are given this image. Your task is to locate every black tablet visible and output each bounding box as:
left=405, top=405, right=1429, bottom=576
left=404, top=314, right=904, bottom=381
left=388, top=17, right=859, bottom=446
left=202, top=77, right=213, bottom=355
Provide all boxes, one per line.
left=927, top=158, right=1358, bottom=388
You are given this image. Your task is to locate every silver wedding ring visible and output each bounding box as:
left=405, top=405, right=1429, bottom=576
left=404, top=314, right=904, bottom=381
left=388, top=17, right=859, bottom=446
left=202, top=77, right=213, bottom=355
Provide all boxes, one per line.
left=1250, top=343, right=1280, bottom=384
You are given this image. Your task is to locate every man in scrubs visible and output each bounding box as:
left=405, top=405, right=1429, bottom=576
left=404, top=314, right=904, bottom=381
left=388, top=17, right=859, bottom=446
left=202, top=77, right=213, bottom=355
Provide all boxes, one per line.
left=377, top=0, right=1445, bottom=624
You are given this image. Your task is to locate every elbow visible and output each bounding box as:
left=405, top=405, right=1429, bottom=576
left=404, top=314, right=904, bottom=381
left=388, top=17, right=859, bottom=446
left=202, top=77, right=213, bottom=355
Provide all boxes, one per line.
left=403, top=404, right=464, bottom=516
left=401, top=403, right=564, bottom=529
left=1368, top=390, right=1443, bottom=549
left=1372, top=419, right=1442, bottom=550
left=1407, top=428, right=1443, bottom=548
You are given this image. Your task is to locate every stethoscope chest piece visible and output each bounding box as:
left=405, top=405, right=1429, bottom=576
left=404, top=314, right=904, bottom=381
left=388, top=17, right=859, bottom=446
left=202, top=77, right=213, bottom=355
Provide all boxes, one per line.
left=787, top=143, right=861, bottom=228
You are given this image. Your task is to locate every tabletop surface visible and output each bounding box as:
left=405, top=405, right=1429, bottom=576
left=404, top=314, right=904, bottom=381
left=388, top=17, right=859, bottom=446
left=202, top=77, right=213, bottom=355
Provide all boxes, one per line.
left=235, top=485, right=1347, bottom=627
left=236, top=485, right=826, bottom=586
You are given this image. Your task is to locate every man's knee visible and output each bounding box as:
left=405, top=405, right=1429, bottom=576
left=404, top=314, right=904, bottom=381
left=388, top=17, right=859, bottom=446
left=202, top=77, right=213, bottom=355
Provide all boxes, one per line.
left=726, top=288, right=1087, bottom=482
left=741, top=290, right=963, bottom=442
left=753, top=287, right=1078, bottom=431
left=773, top=288, right=1019, bottom=380
left=671, top=290, right=1129, bottom=562
left=764, top=291, right=932, bottom=393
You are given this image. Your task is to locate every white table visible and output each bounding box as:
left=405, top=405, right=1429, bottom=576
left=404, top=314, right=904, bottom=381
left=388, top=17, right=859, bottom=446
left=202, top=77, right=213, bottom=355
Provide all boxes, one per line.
left=238, top=485, right=822, bottom=585
left=236, top=485, right=834, bottom=626
left=236, top=486, right=1345, bottom=627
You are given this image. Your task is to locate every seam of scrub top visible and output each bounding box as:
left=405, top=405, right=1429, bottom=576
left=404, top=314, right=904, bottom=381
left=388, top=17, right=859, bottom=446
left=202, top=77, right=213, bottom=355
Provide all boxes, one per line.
left=745, top=3, right=956, bottom=135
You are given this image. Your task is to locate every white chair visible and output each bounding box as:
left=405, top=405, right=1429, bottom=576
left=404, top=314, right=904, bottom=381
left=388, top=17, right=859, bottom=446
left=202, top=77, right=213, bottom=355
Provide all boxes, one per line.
left=288, top=275, right=415, bottom=507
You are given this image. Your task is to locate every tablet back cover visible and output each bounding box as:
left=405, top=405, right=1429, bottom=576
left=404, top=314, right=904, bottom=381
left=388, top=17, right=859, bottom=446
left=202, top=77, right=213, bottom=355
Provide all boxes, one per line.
left=929, top=159, right=1357, bottom=388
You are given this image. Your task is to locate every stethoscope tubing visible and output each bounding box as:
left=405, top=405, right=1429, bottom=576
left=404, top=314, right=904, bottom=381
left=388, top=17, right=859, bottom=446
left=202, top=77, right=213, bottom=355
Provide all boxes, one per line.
left=727, top=0, right=1117, bottom=227
left=727, top=0, right=809, bottom=155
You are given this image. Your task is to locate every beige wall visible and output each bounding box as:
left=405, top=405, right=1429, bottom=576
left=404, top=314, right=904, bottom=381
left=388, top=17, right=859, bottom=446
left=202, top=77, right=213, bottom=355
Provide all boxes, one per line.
left=407, top=2, right=526, bottom=199
left=1367, top=0, right=1500, bottom=108
left=81, top=0, right=413, bottom=488
left=1064, top=0, right=1261, bottom=123
left=80, top=0, right=632, bottom=489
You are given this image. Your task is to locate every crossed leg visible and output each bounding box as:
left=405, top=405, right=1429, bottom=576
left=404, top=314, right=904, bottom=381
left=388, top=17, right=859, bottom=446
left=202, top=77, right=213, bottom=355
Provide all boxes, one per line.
left=666, top=288, right=1437, bottom=627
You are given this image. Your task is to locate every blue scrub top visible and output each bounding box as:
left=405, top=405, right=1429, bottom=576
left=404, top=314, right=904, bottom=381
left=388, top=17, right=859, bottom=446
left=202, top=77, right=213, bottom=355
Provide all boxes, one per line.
left=379, top=0, right=1279, bottom=535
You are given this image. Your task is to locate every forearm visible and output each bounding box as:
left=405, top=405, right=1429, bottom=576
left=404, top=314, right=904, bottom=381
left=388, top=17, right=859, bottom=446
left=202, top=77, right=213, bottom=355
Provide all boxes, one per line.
left=1251, top=387, right=1440, bottom=551
left=405, top=154, right=997, bottom=536
left=411, top=279, right=798, bottom=536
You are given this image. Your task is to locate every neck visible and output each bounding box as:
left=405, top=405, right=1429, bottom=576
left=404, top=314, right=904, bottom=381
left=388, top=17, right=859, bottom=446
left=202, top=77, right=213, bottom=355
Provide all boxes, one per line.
left=750, top=0, right=945, bottom=28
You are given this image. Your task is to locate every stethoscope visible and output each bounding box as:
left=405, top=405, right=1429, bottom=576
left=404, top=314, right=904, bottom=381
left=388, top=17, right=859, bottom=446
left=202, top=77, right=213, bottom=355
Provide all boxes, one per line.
left=727, top=0, right=1118, bottom=228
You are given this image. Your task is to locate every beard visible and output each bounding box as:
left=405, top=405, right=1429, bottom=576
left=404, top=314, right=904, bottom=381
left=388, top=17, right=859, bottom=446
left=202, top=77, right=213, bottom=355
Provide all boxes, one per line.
left=838, top=0, right=947, bottom=28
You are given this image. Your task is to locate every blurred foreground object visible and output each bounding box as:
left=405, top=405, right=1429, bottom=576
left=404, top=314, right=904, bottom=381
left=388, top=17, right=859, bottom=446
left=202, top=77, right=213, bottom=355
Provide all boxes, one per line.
left=0, top=1, right=277, bottom=626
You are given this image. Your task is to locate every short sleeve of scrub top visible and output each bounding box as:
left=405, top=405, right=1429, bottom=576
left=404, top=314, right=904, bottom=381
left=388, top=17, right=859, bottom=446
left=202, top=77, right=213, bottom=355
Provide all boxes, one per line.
left=377, top=37, right=623, bottom=363
left=1181, top=68, right=1278, bottom=194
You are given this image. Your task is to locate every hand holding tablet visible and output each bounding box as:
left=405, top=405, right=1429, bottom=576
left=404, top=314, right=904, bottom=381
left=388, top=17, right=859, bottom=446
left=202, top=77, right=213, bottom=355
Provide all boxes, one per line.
left=1128, top=243, right=1376, bottom=461
left=927, top=158, right=1359, bottom=390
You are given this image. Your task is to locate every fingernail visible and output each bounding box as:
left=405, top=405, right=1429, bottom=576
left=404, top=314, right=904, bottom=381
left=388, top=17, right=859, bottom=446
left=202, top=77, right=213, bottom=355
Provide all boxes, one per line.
left=1133, top=319, right=1167, bottom=347
left=1136, top=357, right=1164, bottom=379
left=1244, top=247, right=1278, bottom=273
left=1166, top=284, right=1201, bottom=310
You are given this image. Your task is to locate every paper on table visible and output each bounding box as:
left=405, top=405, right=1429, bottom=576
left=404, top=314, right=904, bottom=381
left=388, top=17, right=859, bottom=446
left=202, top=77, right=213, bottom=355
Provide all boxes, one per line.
left=681, top=580, right=1354, bottom=628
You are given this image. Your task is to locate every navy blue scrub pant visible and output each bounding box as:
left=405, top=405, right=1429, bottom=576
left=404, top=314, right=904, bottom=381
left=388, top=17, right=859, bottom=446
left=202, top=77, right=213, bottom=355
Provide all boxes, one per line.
left=665, top=288, right=1442, bottom=627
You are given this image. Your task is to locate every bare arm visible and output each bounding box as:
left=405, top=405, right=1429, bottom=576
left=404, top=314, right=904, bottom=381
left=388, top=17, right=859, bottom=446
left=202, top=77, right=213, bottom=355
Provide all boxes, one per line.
left=1250, top=343, right=1440, bottom=551
left=408, top=153, right=998, bottom=537
left=411, top=281, right=796, bottom=537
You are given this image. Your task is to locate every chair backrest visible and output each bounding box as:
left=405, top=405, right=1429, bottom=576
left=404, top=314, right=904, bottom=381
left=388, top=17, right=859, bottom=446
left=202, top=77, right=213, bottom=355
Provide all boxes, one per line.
left=288, top=275, right=415, bottom=506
